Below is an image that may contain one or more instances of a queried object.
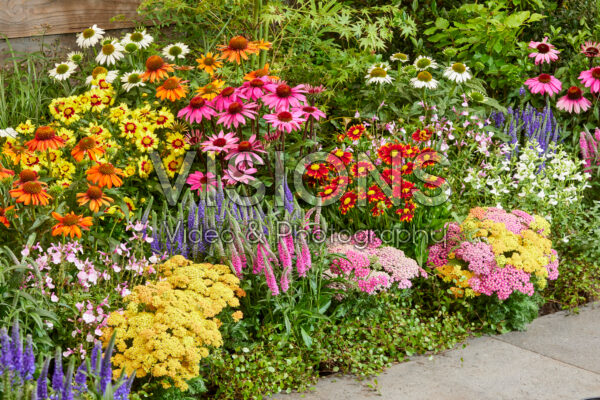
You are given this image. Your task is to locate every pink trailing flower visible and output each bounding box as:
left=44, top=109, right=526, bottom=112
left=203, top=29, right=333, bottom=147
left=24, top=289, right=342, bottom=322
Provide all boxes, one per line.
left=239, top=77, right=270, bottom=101
left=201, top=130, right=239, bottom=154
left=177, top=96, right=217, bottom=123
left=230, top=244, right=243, bottom=277
left=579, top=67, right=600, bottom=94
left=524, top=74, right=562, bottom=96
left=294, top=105, right=326, bottom=121
left=556, top=86, right=591, bottom=114
left=298, top=236, right=312, bottom=276
left=528, top=37, right=560, bottom=64
left=263, top=110, right=305, bottom=133
left=262, top=251, right=280, bottom=296
left=262, top=82, right=307, bottom=111
left=579, top=128, right=600, bottom=173
left=279, top=237, right=293, bottom=293
left=217, top=101, right=257, bottom=128
left=213, top=86, right=244, bottom=111
left=253, top=243, right=267, bottom=274
left=186, top=171, right=217, bottom=194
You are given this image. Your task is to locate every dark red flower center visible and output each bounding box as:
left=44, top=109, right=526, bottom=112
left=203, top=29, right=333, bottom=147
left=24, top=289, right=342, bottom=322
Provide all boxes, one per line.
left=238, top=141, right=252, bottom=151
left=19, top=170, right=37, bottom=182
left=146, top=55, right=165, bottom=71
left=538, top=74, right=551, bottom=84
left=213, top=138, right=227, bottom=147
left=35, top=126, right=56, bottom=141
left=79, top=137, right=96, bottom=150
left=86, top=186, right=103, bottom=200
left=63, top=214, right=80, bottom=226
left=229, top=36, right=249, bottom=51
left=162, top=78, right=180, bottom=90
left=22, top=181, right=42, bottom=194
left=228, top=102, right=243, bottom=114
left=98, top=163, right=115, bottom=175
left=275, top=84, right=292, bottom=98
left=190, top=96, right=206, bottom=108
left=536, top=43, right=550, bottom=54
left=250, top=78, right=264, bottom=87
left=302, top=106, right=316, bottom=113
left=584, top=47, right=599, bottom=57
left=221, top=87, right=235, bottom=97
left=278, top=111, right=293, bottom=122
left=591, top=67, right=600, bottom=79
left=567, top=86, right=583, bottom=100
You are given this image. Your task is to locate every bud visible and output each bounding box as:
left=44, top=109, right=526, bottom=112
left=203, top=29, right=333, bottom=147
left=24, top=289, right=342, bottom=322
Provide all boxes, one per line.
left=474, top=61, right=485, bottom=72
left=48, top=184, right=64, bottom=197
left=124, top=42, right=139, bottom=53
left=443, top=48, right=457, bottom=58
left=469, top=91, right=485, bottom=103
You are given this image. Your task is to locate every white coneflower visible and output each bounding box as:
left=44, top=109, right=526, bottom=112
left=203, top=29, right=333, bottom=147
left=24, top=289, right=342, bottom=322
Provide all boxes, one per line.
left=469, top=91, right=486, bottom=103
left=443, top=62, right=472, bottom=83
left=121, top=70, right=145, bottom=92
left=162, top=43, right=190, bottom=61
left=122, top=41, right=140, bottom=54
left=0, top=127, right=17, bottom=138
left=122, top=29, right=154, bottom=49
left=95, top=40, right=125, bottom=66
left=76, top=25, right=105, bottom=48
left=413, top=55, right=438, bottom=71
left=48, top=61, right=77, bottom=81
left=390, top=52, right=409, bottom=63
left=410, top=70, right=438, bottom=89
left=85, top=67, right=119, bottom=85
left=365, top=63, right=394, bottom=85
left=67, top=51, right=84, bottom=64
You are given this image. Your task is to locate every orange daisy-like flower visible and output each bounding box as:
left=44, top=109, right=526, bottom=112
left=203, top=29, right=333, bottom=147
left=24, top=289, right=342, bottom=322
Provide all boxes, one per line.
left=218, top=36, right=259, bottom=64
left=196, top=52, right=223, bottom=75
left=244, top=63, right=278, bottom=81
left=0, top=164, right=14, bottom=180
left=76, top=185, right=114, bottom=213
left=339, top=191, right=358, bottom=215
left=412, top=128, right=433, bottom=142
left=156, top=76, right=188, bottom=102
left=252, top=39, right=272, bottom=51
left=9, top=181, right=52, bottom=206
left=26, top=126, right=65, bottom=152
left=351, top=161, right=375, bottom=178
left=0, top=206, right=15, bottom=228
left=71, top=136, right=105, bottom=162
left=86, top=163, right=124, bottom=188
left=140, top=55, right=174, bottom=83
left=51, top=211, right=93, bottom=239
left=3, top=142, right=29, bottom=165
left=346, top=124, right=366, bottom=141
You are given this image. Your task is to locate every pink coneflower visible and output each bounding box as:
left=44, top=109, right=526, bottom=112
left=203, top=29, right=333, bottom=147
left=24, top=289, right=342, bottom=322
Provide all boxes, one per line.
left=524, top=73, right=562, bottom=96
left=177, top=96, right=217, bottom=124
left=239, top=77, right=270, bottom=101
left=556, top=86, right=592, bottom=114
left=201, top=130, right=238, bottom=154
left=212, top=86, right=243, bottom=112
left=263, top=110, right=305, bottom=133
left=222, top=162, right=257, bottom=185
left=528, top=37, right=560, bottom=64
left=579, top=67, right=600, bottom=94
left=293, top=105, right=326, bottom=121
left=262, top=82, right=307, bottom=111
left=186, top=171, right=217, bottom=193
left=305, top=84, right=326, bottom=94
left=581, top=41, right=600, bottom=58
left=184, top=129, right=203, bottom=146
left=264, top=130, right=282, bottom=142
left=217, top=101, right=257, bottom=128
left=225, top=134, right=266, bottom=166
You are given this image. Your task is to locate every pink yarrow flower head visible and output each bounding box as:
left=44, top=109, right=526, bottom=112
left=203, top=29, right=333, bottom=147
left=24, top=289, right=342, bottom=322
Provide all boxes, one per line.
left=524, top=73, right=562, bottom=96
left=579, top=67, right=600, bottom=94
left=263, top=110, right=305, bottom=133
left=225, top=134, right=266, bottom=166
left=213, top=86, right=244, bottom=112
left=186, top=171, right=217, bottom=194
left=217, top=101, right=257, bottom=128
left=528, top=37, right=560, bottom=64
left=201, top=130, right=238, bottom=154
left=223, top=162, right=257, bottom=185
left=262, top=82, right=307, bottom=111
left=581, top=41, right=600, bottom=58
left=177, top=96, right=217, bottom=124
left=556, top=86, right=592, bottom=114
left=293, top=105, right=326, bottom=121
left=239, top=77, right=270, bottom=101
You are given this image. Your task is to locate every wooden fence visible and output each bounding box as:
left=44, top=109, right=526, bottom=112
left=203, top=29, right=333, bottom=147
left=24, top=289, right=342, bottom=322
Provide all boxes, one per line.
left=0, top=0, right=142, bottom=39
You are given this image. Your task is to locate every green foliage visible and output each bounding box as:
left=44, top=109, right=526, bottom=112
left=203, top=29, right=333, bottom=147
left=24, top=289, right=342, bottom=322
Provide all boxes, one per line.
left=474, top=292, right=543, bottom=332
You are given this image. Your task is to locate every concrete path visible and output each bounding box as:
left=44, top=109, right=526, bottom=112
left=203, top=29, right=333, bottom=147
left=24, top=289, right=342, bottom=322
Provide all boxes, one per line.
left=273, top=304, right=600, bottom=400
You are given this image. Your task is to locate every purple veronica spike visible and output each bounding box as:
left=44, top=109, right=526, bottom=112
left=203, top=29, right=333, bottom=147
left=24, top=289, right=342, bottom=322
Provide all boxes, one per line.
left=73, top=362, right=87, bottom=394
left=99, top=341, right=114, bottom=393
left=11, top=320, right=23, bottom=375
left=22, top=335, right=35, bottom=380
left=0, top=328, right=12, bottom=371
left=37, top=358, right=49, bottom=400
left=52, top=350, right=63, bottom=393
left=90, top=343, right=101, bottom=374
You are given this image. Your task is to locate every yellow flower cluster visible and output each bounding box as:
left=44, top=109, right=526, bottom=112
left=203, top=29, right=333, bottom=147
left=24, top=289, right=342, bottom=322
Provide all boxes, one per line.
left=102, top=256, right=242, bottom=391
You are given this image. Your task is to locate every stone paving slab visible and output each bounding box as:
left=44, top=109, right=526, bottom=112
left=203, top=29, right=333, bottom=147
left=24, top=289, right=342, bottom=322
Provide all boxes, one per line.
left=273, top=304, right=600, bottom=400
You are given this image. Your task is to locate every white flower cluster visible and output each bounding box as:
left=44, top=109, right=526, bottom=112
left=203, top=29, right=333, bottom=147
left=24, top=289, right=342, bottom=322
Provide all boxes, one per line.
left=463, top=141, right=590, bottom=219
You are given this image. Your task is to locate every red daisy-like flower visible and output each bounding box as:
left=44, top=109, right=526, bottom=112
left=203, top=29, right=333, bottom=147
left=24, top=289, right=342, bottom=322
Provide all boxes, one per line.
left=346, top=124, right=366, bottom=141
left=351, top=161, right=375, bottom=178
left=305, top=163, right=329, bottom=181
left=339, top=191, right=358, bottom=215
left=378, top=143, right=405, bottom=165
left=412, top=128, right=433, bottom=142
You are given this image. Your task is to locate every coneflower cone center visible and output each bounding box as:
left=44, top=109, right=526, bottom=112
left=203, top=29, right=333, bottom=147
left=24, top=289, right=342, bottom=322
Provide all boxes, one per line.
left=303, top=106, right=316, bottom=113
left=451, top=63, right=466, bottom=74
left=229, top=36, right=249, bottom=50
left=23, top=181, right=42, bottom=194
left=35, top=126, right=56, bottom=140
left=86, top=186, right=103, bottom=199
left=127, top=74, right=140, bottom=84
left=146, top=56, right=165, bottom=71
left=591, top=67, right=600, bottom=79
left=416, top=58, right=431, bottom=69
left=98, top=163, right=115, bottom=175
left=19, top=170, right=37, bottom=182
left=275, top=84, right=292, bottom=98
left=250, top=79, right=264, bottom=87
left=131, top=32, right=144, bottom=42
left=63, top=214, right=80, bottom=226
left=538, top=74, right=551, bottom=83
left=82, top=28, right=95, bottom=39
left=278, top=111, right=293, bottom=122
left=203, top=57, right=215, bottom=66
left=79, top=137, right=96, bottom=150
left=92, top=66, right=108, bottom=78
left=162, top=78, right=180, bottom=90
left=567, top=86, right=583, bottom=100
left=238, top=141, right=252, bottom=151
left=228, top=102, right=243, bottom=114
left=537, top=43, right=550, bottom=54
left=102, top=44, right=115, bottom=55
left=417, top=71, right=433, bottom=82
left=221, top=87, right=235, bottom=97
left=370, top=68, right=387, bottom=78
left=190, top=97, right=206, bottom=108
left=213, top=138, right=227, bottom=147
left=56, top=64, right=69, bottom=74
left=169, top=46, right=182, bottom=56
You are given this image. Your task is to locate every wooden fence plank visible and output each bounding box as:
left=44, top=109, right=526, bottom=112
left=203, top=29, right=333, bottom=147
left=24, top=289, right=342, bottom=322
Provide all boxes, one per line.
left=0, top=0, right=142, bottom=39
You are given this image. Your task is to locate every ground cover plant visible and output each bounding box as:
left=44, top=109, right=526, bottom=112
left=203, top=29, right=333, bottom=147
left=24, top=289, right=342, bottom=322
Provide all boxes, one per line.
left=0, top=0, right=599, bottom=398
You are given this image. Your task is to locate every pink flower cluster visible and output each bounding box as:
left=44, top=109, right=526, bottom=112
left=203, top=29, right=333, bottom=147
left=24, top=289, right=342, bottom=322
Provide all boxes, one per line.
left=580, top=128, right=600, bottom=174
left=327, top=230, right=425, bottom=294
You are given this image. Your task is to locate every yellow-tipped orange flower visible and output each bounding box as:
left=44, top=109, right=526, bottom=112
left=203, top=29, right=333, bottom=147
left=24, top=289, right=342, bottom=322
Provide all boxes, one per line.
left=71, top=136, right=105, bottom=162
left=252, top=39, right=272, bottom=51
left=26, top=126, right=65, bottom=152
left=51, top=211, right=93, bottom=238
left=156, top=76, right=188, bottom=102
left=76, top=185, right=113, bottom=213
left=218, top=36, right=258, bottom=64
left=244, top=63, right=278, bottom=81
left=9, top=181, right=52, bottom=206
left=140, top=55, right=174, bottom=83
left=0, top=206, right=15, bottom=228
left=86, top=162, right=124, bottom=188
left=196, top=52, right=223, bottom=75
left=0, top=164, right=14, bottom=179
